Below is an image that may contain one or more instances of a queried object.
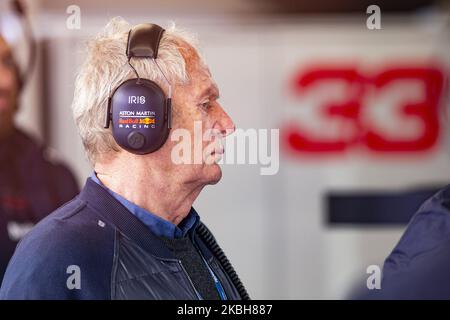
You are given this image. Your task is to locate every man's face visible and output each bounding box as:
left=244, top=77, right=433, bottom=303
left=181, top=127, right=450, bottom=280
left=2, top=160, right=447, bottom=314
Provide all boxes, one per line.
left=161, top=43, right=235, bottom=186
left=0, top=36, right=19, bottom=137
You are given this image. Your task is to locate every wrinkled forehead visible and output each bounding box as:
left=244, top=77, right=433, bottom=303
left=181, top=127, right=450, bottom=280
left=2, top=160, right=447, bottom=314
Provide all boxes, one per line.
left=178, top=40, right=215, bottom=87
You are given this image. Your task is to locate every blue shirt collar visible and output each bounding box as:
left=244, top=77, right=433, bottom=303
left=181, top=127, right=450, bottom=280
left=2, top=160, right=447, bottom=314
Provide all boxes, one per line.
left=90, top=172, right=199, bottom=239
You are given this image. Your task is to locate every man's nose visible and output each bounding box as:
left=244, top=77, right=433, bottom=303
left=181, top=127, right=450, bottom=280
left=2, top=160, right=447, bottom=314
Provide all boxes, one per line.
left=215, top=104, right=235, bottom=137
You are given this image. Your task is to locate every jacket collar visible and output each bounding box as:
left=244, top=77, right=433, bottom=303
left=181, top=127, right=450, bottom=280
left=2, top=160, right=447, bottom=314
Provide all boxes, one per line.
left=90, top=172, right=200, bottom=239
left=80, top=178, right=178, bottom=260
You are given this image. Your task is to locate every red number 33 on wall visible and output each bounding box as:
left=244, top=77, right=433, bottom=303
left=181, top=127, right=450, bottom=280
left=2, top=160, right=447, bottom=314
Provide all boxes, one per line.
left=284, top=66, right=445, bottom=154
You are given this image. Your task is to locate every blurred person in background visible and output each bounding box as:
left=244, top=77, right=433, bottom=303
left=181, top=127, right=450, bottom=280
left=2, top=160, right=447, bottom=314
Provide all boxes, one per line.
left=365, top=185, right=450, bottom=299
left=0, top=34, right=79, bottom=284
left=0, top=17, right=249, bottom=300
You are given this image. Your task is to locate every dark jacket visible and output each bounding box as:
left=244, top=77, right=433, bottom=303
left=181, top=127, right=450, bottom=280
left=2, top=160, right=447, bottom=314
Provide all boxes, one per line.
left=0, top=178, right=243, bottom=300
left=0, top=129, right=78, bottom=283
left=378, top=185, right=450, bottom=299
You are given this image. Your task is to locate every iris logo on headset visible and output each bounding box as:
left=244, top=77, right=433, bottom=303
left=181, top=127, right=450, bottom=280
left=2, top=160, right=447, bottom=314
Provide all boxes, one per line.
left=104, top=23, right=172, bottom=155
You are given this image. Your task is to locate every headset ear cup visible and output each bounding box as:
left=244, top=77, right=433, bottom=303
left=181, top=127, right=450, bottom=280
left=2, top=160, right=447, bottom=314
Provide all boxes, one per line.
left=110, top=78, right=170, bottom=154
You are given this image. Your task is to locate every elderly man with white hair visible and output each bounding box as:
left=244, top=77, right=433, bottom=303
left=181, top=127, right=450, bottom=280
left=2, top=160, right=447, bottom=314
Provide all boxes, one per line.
left=0, top=17, right=249, bottom=300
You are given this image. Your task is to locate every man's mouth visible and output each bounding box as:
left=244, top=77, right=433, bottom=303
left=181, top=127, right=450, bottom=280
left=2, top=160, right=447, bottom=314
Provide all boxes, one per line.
left=212, top=145, right=224, bottom=155
left=208, top=144, right=224, bottom=164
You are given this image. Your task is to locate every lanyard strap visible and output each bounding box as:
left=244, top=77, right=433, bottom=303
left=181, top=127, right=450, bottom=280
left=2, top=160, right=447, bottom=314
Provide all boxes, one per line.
left=193, top=239, right=228, bottom=300
left=201, top=254, right=228, bottom=300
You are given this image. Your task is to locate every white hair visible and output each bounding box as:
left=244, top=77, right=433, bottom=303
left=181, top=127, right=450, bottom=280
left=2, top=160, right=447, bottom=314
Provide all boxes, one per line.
left=71, top=17, right=199, bottom=164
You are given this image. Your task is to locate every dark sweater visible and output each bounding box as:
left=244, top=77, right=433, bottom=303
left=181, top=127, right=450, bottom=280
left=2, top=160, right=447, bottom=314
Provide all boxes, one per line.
left=160, top=236, right=220, bottom=300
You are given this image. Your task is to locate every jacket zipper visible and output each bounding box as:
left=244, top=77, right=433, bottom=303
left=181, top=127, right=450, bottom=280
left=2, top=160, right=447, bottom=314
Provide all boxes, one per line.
left=178, top=260, right=202, bottom=300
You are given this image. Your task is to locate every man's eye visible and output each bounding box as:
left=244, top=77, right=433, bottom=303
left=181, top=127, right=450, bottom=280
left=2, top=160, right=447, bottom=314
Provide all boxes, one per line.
left=200, top=101, right=211, bottom=109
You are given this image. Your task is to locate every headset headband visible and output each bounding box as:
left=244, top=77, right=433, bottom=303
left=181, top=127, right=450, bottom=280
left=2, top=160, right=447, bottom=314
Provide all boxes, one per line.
left=126, top=24, right=165, bottom=59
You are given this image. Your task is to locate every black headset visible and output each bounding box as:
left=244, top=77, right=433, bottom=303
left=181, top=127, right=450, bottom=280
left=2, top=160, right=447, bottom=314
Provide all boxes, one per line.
left=104, top=23, right=172, bottom=155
